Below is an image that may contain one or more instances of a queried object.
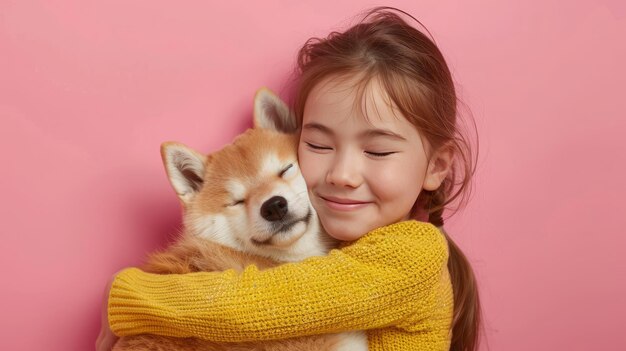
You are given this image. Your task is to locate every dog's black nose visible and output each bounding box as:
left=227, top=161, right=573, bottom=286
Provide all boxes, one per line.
left=260, top=196, right=288, bottom=221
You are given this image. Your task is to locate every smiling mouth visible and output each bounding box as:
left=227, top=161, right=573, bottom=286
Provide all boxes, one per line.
left=319, top=195, right=368, bottom=204
left=319, top=195, right=371, bottom=211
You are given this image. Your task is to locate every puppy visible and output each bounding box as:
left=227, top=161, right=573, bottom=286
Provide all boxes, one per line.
left=112, top=88, right=368, bottom=351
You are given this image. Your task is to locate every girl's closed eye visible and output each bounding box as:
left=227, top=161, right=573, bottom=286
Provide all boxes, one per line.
left=304, top=141, right=332, bottom=151
left=363, top=142, right=400, bottom=157
left=365, top=150, right=397, bottom=157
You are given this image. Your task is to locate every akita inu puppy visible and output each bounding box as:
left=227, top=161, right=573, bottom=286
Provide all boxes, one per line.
left=112, top=88, right=368, bottom=351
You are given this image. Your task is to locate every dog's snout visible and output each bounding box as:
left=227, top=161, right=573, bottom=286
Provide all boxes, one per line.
left=260, top=196, right=288, bottom=221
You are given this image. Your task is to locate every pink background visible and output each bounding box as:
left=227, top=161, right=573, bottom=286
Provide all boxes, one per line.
left=1, top=1, right=625, bottom=350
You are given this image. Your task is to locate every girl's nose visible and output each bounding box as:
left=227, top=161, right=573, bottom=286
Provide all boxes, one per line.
left=325, top=152, right=363, bottom=188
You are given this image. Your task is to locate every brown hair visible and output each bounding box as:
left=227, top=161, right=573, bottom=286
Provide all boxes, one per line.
left=287, top=6, right=483, bottom=350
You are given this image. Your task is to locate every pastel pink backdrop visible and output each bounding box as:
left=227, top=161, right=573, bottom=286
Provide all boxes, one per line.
left=1, top=1, right=624, bottom=350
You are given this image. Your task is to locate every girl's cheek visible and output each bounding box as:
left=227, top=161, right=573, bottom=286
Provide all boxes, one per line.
left=371, top=161, right=399, bottom=181
left=297, top=150, right=316, bottom=187
left=369, top=162, right=408, bottom=196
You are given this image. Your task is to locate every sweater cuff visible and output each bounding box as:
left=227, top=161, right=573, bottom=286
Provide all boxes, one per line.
left=107, top=267, right=208, bottom=337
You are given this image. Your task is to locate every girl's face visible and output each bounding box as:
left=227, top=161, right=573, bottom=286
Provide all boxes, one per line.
left=298, top=75, right=443, bottom=241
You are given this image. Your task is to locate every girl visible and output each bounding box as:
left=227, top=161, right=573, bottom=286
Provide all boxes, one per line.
left=98, top=6, right=481, bottom=351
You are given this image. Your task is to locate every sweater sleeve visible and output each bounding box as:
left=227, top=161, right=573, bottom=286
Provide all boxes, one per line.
left=108, top=220, right=449, bottom=341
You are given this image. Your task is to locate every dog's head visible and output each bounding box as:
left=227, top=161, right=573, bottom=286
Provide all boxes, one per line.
left=160, top=88, right=333, bottom=262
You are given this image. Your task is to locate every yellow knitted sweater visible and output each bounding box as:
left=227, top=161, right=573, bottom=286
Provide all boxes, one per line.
left=108, top=220, right=454, bottom=350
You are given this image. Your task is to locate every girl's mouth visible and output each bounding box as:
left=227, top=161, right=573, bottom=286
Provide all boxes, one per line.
left=319, top=195, right=371, bottom=211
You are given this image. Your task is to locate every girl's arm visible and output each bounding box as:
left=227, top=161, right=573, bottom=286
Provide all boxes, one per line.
left=108, top=220, right=449, bottom=342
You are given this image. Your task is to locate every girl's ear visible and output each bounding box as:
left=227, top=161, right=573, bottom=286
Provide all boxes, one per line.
left=423, top=144, right=454, bottom=191
left=253, top=87, right=298, bottom=133
left=160, top=142, right=208, bottom=205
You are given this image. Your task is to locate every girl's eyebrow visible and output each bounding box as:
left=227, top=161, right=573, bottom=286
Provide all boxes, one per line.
left=302, top=122, right=407, bottom=141
left=302, top=122, right=334, bottom=135
left=361, top=129, right=407, bottom=141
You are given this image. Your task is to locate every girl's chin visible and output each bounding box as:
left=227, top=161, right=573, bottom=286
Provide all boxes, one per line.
left=321, top=220, right=371, bottom=241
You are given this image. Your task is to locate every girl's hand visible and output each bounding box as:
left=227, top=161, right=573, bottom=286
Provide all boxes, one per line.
left=95, top=274, right=119, bottom=351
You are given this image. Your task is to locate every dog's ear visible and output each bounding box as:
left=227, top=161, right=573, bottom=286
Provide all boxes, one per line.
left=253, top=87, right=297, bottom=133
left=160, top=142, right=207, bottom=204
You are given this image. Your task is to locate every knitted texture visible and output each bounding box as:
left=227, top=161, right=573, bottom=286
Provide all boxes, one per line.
left=109, top=220, right=453, bottom=350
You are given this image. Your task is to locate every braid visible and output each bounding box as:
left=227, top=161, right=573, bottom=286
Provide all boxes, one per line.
left=423, top=187, right=447, bottom=227
left=421, top=177, right=482, bottom=351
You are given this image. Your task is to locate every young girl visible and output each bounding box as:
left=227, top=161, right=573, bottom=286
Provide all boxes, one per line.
left=97, top=6, right=481, bottom=351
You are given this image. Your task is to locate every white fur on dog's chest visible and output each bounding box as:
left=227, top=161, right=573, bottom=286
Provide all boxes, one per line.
left=334, top=330, right=368, bottom=351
